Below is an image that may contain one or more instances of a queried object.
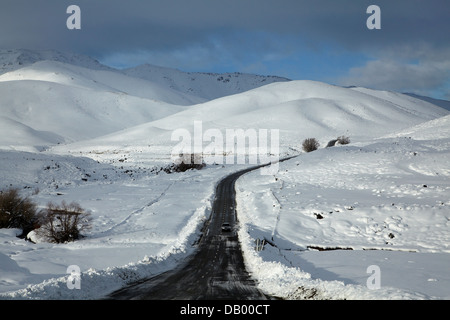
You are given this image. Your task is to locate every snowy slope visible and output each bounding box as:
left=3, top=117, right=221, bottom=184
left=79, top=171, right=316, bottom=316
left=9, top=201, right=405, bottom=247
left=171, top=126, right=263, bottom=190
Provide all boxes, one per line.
left=384, top=113, right=450, bottom=141
left=0, top=61, right=206, bottom=151
left=0, top=79, right=189, bottom=149
left=1, top=49, right=290, bottom=101
left=404, top=93, right=450, bottom=112
left=108, top=80, right=449, bottom=137
left=236, top=114, right=450, bottom=299
left=51, top=80, right=449, bottom=167
left=123, top=63, right=290, bottom=101
left=0, top=116, right=64, bottom=152
left=0, top=60, right=204, bottom=105
left=0, top=50, right=292, bottom=152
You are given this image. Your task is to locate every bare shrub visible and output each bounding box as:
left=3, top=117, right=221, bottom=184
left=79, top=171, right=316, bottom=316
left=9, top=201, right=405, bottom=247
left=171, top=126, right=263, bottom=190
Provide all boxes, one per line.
left=326, top=136, right=350, bottom=148
left=0, top=188, right=39, bottom=237
left=302, top=138, right=320, bottom=153
left=337, top=135, right=351, bottom=145
left=36, top=201, right=91, bottom=243
left=166, top=153, right=206, bottom=173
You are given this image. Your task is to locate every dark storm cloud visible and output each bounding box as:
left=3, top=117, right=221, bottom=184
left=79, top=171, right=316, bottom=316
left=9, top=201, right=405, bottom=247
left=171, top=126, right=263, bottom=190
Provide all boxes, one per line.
left=1, top=0, right=449, bottom=98
left=1, top=0, right=448, bottom=55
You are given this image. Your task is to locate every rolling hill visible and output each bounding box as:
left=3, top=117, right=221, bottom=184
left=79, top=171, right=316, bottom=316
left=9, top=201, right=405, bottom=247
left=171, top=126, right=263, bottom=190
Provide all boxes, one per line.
left=0, top=50, right=292, bottom=151
left=50, top=80, right=449, bottom=167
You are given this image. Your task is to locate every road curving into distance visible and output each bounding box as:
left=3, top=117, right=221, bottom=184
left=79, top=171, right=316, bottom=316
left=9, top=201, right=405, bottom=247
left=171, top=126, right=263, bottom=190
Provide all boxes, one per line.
left=107, top=157, right=296, bottom=300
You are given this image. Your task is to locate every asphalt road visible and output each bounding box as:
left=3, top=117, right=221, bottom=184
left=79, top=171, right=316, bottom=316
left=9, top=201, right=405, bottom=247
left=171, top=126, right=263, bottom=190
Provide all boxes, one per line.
left=107, top=160, right=292, bottom=300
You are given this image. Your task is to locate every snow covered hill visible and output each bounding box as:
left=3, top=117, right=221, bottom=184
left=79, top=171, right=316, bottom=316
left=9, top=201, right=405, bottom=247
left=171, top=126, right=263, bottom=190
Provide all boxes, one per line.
left=123, top=63, right=290, bottom=101
left=0, top=58, right=205, bottom=151
left=0, top=49, right=292, bottom=152
left=51, top=80, right=449, bottom=168
left=1, top=49, right=290, bottom=102
left=0, top=116, right=64, bottom=151
left=404, top=93, right=450, bottom=112
left=0, top=77, right=191, bottom=151
left=236, top=114, right=450, bottom=299
left=0, top=60, right=203, bottom=104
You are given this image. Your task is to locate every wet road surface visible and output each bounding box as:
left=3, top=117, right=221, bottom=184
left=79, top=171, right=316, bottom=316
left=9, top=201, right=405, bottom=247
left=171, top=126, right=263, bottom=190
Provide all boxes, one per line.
left=107, top=162, right=290, bottom=300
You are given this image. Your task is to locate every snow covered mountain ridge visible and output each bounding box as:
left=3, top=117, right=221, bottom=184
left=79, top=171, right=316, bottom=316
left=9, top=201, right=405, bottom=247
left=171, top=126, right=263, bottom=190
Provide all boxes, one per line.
left=0, top=49, right=290, bottom=101
left=0, top=48, right=448, bottom=155
left=123, top=63, right=290, bottom=100
left=0, top=49, right=291, bottom=151
left=0, top=49, right=111, bottom=74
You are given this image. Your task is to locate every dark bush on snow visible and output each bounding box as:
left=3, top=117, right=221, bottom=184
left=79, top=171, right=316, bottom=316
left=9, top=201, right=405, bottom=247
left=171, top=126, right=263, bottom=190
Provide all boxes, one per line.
left=302, top=138, right=320, bottom=153
left=0, top=188, right=40, bottom=237
left=326, top=136, right=351, bottom=148
left=337, top=135, right=351, bottom=145
left=165, top=153, right=206, bottom=173
left=36, top=201, right=91, bottom=243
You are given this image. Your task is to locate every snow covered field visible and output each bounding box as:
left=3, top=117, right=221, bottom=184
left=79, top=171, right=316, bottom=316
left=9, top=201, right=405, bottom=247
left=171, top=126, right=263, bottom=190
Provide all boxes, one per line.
left=0, top=50, right=449, bottom=300
left=236, top=116, right=450, bottom=299
left=0, top=151, right=253, bottom=299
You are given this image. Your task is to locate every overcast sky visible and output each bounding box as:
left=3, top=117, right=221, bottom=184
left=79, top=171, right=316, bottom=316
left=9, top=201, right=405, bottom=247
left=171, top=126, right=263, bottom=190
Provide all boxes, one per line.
left=1, top=0, right=449, bottom=99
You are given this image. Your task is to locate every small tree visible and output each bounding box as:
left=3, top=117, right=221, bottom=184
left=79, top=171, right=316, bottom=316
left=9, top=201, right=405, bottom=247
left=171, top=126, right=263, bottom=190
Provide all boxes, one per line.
left=0, top=188, right=39, bottom=237
left=37, top=201, right=91, bottom=243
left=302, top=138, right=320, bottom=153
